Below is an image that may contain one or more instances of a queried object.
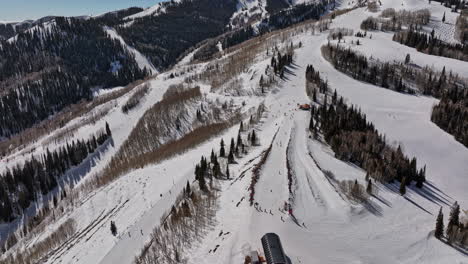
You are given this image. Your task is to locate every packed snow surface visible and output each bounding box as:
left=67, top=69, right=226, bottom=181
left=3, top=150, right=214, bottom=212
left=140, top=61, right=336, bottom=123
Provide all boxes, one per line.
left=2, top=0, right=468, bottom=263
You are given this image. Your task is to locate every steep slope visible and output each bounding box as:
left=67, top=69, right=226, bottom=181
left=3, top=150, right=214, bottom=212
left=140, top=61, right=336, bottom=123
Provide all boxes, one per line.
left=0, top=17, right=148, bottom=139
left=1, top=0, right=467, bottom=263
left=116, top=0, right=238, bottom=70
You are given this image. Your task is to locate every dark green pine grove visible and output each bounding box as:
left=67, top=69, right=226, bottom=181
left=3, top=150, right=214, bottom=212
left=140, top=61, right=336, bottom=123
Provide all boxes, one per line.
left=306, top=64, right=426, bottom=185
left=116, top=0, right=238, bottom=69
left=260, top=1, right=329, bottom=32
left=322, top=43, right=467, bottom=148
left=393, top=29, right=468, bottom=62
left=0, top=17, right=148, bottom=138
left=0, top=126, right=112, bottom=223
left=322, top=43, right=411, bottom=94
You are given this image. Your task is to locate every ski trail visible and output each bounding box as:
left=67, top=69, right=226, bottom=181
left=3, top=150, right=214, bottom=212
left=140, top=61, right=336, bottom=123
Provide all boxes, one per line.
left=288, top=115, right=348, bottom=223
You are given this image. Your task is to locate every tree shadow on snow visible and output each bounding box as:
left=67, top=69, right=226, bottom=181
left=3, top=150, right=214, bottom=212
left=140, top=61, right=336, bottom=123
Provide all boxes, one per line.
left=63, top=137, right=114, bottom=189
left=410, top=184, right=451, bottom=207
left=380, top=180, right=454, bottom=216
left=287, top=62, right=301, bottom=70
left=283, top=67, right=297, bottom=77
left=362, top=199, right=383, bottom=217
left=371, top=193, right=392, bottom=208
left=440, top=237, right=468, bottom=256
left=404, top=196, right=433, bottom=215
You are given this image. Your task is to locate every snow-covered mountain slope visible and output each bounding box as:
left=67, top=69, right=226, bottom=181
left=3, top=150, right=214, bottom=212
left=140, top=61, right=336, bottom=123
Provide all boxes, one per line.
left=229, top=0, right=323, bottom=28
left=1, top=0, right=467, bottom=263
left=6, top=20, right=55, bottom=43
left=186, top=9, right=468, bottom=262
left=124, top=1, right=180, bottom=20
left=104, top=27, right=157, bottom=74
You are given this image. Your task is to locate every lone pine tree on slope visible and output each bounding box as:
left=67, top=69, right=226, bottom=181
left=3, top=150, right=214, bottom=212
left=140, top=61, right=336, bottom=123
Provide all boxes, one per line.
left=106, top=122, right=112, bottom=137
left=435, top=207, right=444, bottom=239
left=366, top=179, right=373, bottom=195
left=251, top=130, right=257, bottom=146
left=110, top=221, right=117, bottom=236
left=399, top=177, right=407, bottom=195
left=220, top=139, right=225, bottom=157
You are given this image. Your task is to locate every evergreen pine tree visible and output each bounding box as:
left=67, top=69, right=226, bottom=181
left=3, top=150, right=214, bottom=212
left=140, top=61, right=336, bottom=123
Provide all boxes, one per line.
left=105, top=122, right=112, bottom=137
left=237, top=132, right=242, bottom=148
left=447, top=201, right=460, bottom=237
left=186, top=181, right=191, bottom=196
left=220, top=139, right=225, bottom=157
left=230, top=138, right=235, bottom=153
left=198, top=169, right=207, bottom=191
left=405, top=53, right=411, bottom=64
left=251, top=130, right=257, bottom=146
left=228, top=149, right=235, bottom=164
left=399, top=177, right=407, bottom=195
left=259, top=75, right=264, bottom=92
left=416, top=171, right=424, bottom=188
left=210, top=149, right=216, bottom=163
left=442, top=12, right=446, bottom=23
left=110, top=221, right=117, bottom=236
left=226, top=165, right=230, bottom=179
left=435, top=207, right=444, bottom=239
left=366, top=179, right=372, bottom=195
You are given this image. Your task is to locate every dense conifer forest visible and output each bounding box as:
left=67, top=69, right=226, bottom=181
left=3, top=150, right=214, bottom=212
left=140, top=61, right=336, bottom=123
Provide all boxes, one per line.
left=259, top=1, right=329, bottom=32
left=322, top=43, right=414, bottom=94
left=116, top=0, right=238, bottom=69
left=265, top=0, right=291, bottom=14
left=306, top=64, right=426, bottom=185
left=0, top=17, right=148, bottom=138
left=322, top=42, right=468, bottom=148
left=0, top=126, right=112, bottom=223
left=431, top=88, right=468, bottom=147
left=393, top=29, right=468, bottom=61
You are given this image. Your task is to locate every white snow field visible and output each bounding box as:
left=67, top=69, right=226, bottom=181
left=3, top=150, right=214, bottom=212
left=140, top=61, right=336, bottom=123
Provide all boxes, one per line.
left=2, top=0, right=467, bottom=263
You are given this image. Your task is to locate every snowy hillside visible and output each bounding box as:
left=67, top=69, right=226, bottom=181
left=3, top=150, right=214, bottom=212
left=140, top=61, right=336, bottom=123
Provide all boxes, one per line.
left=104, top=27, right=157, bottom=74
left=1, top=0, right=467, bottom=263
